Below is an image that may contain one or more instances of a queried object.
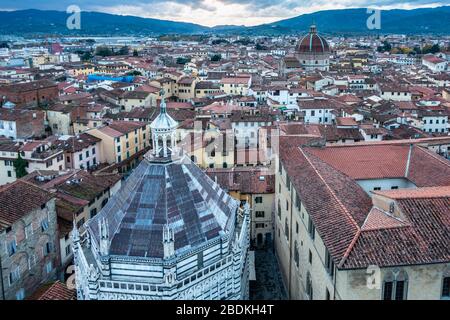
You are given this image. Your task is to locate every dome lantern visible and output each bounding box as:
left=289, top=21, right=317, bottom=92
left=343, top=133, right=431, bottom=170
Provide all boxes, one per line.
left=150, top=89, right=178, bottom=159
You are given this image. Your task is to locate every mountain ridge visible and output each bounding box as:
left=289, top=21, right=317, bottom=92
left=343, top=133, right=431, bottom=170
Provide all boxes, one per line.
left=0, top=6, right=449, bottom=36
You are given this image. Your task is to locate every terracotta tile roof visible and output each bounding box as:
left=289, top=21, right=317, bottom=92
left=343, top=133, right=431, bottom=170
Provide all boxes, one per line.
left=0, top=79, right=56, bottom=92
left=336, top=117, right=358, bottom=126
left=373, top=186, right=450, bottom=199
left=54, top=171, right=121, bottom=202
left=359, top=125, right=389, bottom=136
left=178, top=76, right=195, bottom=85
left=54, top=133, right=101, bottom=152
left=221, top=76, right=251, bottom=85
left=136, top=84, right=160, bottom=94
left=121, top=90, right=150, bottom=100
left=280, top=140, right=372, bottom=265
left=361, top=207, right=409, bottom=231
left=30, top=281, right=76, bottom=300
left=321, top=127, right=363, bottom=142
left=282, top=140, right=450, bottom=269
left=423, top=55, right=447, bottom=64
left=306, top=145, right=409, bottom=180
left=0, top=181, right=53, bottom=232
left=0, top=138, right=20, bottom=152
left=407, top=147, right=450, bottom=187
left=206, top=167, right=275, bottom=194
left=108, top=120, right=147, bottom=134
left=96, top=126, right=123, bottom=138
left=297, top=98, right=346, bottom=110
left=0, top=108, right=44, bottom=122
left=343, top=195, right=450, bottom=269
left=306, top=144, right=450, bottom=185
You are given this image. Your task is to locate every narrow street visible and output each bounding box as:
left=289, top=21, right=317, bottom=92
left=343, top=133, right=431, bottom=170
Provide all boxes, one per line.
left=250, top=247, right=287, bottom=300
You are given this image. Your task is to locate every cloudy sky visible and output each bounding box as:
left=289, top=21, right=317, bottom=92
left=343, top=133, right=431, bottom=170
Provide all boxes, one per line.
left=1, top=0, right=449, bottom=26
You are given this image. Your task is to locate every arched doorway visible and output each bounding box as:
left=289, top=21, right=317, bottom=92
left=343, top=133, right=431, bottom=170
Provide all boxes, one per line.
left=257, top=233, right=263, bottom=247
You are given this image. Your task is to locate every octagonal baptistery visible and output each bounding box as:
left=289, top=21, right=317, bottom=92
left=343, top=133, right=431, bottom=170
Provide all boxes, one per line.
left=73, top=153, right=251, bottom=300
left=73, top=98, right=250, bottom=300
left=295, top=24, right=331, bottom=71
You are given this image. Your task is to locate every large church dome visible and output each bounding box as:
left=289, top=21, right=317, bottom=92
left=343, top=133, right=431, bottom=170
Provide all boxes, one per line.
left=296, top=24, right=330, bottom=54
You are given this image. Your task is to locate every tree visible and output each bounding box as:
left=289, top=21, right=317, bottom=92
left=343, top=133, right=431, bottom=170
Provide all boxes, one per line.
left=255, top=43, right=267, bottom=51
left=81, top=51, right=93, bottom=61
left=127, top=70, right=142, bottom=76
left=95, top=46, right=113, bottom=57
left=377, top=40, right=392, bottom=53
left=413, top=46, right=422, bottom=55
left=211, top=54, right=222, bottom=62
left=119, top=46, right=130, bottom=56
left=176, top=57, right=190, bottom=65
left=233, top=38, right=253, bottom=45
left=85, top=39, right=96, bottom=45
left=212, top=39, right=229, bottom=45
left=133, top=49, right=139, bottom=57
left=430, top=44, right=441, bottom=54
left=422, top=44, right=440, bottom=54
left=13, top=154, right=27, bottom=179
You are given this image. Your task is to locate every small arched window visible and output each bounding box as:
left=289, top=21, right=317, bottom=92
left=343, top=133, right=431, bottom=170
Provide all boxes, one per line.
left=389, top=202, right=395, bottom=214
left=442, top=267, right=450, bottom=298
left=382, top=270, right=408, bottom=300
left=277, top=199, right=282, bottom=219
left=294, top=241, right=299, bottom=267
left=306, top=272, right=313, bottom=300
left=284, top=217, right=289, bottom=240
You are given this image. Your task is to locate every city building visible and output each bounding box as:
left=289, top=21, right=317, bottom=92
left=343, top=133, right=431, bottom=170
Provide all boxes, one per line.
left=0, top=181, right=58, bottom=300
left=0, top=80, right=58, bottom=107
left=87, top=121, right=151, bottom=173
left=21, top=169, right=122, bottom=269
left=0, top=108, right=46, bottom=141
left=206, top=167, right=275, bottom=248
left=275, top=140, right=450, bottom=300
left=21, top=141, right=65, bottom=173
left=54, top=133, right=102, bottom=170
left=0, top=138, right=20, bottom=185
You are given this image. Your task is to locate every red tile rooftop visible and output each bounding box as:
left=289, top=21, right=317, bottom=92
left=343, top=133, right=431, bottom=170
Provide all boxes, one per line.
left=361, top=207, right=408, bottom=231
left=0, top=180, right=53, bottom=232
left=29, top=281, right=76, bottom=300
left=336, top=117, right=358, bottom=126
left=373, top=186, right=450, bottom=199
left=280, top=140, right=450, bottom=269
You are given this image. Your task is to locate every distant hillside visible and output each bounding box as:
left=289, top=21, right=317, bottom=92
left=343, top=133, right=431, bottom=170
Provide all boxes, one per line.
left=0, top=9, right=208, bottom=36
left=0, top=7, right=449, bottom=37
left=245, top=7, right=450, bottom=35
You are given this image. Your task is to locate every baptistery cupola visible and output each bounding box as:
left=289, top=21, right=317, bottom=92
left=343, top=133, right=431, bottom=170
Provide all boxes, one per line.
left=149, top=89, right=179, bottom=159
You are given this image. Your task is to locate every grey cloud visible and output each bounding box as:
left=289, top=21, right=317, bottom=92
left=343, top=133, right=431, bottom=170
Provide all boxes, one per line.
left=3, top=0, right=447, bottom=11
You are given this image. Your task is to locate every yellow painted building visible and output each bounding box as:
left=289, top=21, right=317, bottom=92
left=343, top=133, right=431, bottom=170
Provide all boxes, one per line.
left=69, top=64, right=96, bottom=77
left=220, top=76, right=251, bottom=96
left=87, top=120, right=150, bottom=172
left=180, top=129, right=234, bottom=169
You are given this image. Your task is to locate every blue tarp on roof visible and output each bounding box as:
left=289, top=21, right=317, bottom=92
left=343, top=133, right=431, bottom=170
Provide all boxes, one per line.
left=87, top=74, right=134, bottom=83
